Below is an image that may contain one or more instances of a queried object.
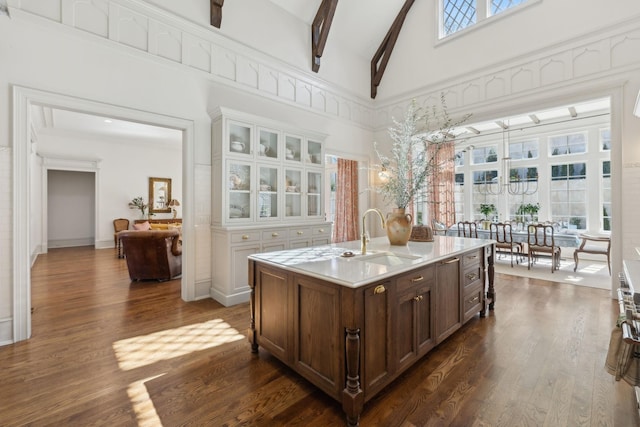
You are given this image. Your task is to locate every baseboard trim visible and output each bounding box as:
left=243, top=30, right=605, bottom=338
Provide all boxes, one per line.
left=0, top=317, right=14, bottom=346
left=209, top=287, right=250, bottom=307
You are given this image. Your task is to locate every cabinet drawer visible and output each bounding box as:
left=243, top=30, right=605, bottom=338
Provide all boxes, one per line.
left=463, top=283, right=484, bottom=321
left=312, top=225, right=330, bottom=237
left=262, top=229, right=287, bottom=241
left=289, top=227, right=311, bottom=239
left=231, top=231, right=261, bottom=243
left=396, top=265, right=435, bottom=294
left=462, top=250, right=482, bottom=268
left=463, top=265, right=483, bottom=289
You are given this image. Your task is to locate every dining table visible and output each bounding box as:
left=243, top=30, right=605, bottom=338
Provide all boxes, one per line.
left=445, top=225, right=582, bottom=247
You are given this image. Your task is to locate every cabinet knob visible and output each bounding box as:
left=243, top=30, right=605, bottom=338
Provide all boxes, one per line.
left=318, top=229, right=325, bottom=233
left=242, top=235, right=249, bottom=240
left=410, top=275, right=424, bottom=283
left=413, top=295, right=424, bottom=302
left=374, top=285, right=386, bottom=294
left=272, top=232, right=279, bottom=237
left=297, top=231, right=304, bottom=235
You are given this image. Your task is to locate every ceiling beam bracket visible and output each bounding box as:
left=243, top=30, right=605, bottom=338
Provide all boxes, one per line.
left=311, top=0, right=338, bottom=73
left=370, top=0, right=415, bottom=99
left=210, top=0, right=224, bottom=28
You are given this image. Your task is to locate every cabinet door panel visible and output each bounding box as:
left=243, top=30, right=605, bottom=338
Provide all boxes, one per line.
left=364, top=282, right=391, bottom=397
left=294, top=276, right=342, bottom=398
left=395, top=290, right=417, bottom=371
left=436, top=257, right=461, bottom=343
left=255, top=265, right=289, bottom=361
left=416, top=283, right=435, bottom=356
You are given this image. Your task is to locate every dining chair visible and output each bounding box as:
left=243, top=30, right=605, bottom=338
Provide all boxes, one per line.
left=490, top=222, right=523, bottom=267
left=432, top=219, right=447, bottom=236
left=457, top=221, right=478, bottom=238
left=113, top=218, right=130, bottom=259
left=527, top=223, right=561, bottom=273
left=573, top=234, right=611, bottom=275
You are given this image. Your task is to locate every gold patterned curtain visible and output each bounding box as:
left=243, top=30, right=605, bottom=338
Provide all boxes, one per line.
left=333, top=158, right=359, bottom=243
left=428, top=141, right=456, bottom=227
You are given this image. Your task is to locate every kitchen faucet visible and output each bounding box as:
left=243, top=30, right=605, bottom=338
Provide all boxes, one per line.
left=361, top=208, right=386, bottom=255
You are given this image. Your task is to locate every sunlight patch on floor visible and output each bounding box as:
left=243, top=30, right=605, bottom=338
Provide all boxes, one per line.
left=127, top=374, right=164, bottom=427
left=113, top=319, right=245, bottom=371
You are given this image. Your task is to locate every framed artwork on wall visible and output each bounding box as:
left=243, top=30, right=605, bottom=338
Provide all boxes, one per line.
left=149, top=177, right=172, bottom=214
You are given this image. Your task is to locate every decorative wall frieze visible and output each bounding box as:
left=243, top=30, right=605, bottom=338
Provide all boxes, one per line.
left=375, top=19, right=640, bottom=130
left=8, top=0, right=375, bottom=128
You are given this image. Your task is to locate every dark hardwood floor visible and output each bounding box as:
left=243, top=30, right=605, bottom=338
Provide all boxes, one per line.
left=1, top=246, right=637, bottom=426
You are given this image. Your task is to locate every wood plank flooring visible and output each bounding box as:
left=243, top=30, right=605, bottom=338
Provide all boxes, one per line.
left=0, top=246, right=638, bottom=426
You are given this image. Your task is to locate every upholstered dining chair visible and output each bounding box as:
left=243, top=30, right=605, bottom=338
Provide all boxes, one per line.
left=113, top=218, right=130, bottom=259
left=457, top=221, right=478, bottom=238
left=490, top=222, right=523, bottom=267
left=431, top=219, right=448, bottom=236
left=527, top=223, right=561, bottom=273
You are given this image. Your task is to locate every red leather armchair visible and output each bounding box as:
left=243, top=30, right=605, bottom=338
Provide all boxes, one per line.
left=118, top=229, right=182, bottom=281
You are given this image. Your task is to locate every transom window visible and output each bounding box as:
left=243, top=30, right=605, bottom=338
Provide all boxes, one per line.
left=549, top=132, right=587, bottom=156
left=441, top=0, right=531, bottom=38
left=509, top=139, right=538, bottom=160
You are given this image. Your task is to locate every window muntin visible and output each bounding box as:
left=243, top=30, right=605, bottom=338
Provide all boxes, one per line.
left=491, top=0, right=526, bottom=16
left=602, top=160, right=611, bottom=231
left=549, top=133, right=587, bottom=156
left=509, top=139, right=538, bottom=160
left=471, top=146, right=498, bottom=164
left=550, top=162, right=587, bottom=229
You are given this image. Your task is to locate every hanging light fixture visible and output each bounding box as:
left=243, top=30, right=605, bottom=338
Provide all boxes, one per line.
left=478, top=120, right=537, bottom=196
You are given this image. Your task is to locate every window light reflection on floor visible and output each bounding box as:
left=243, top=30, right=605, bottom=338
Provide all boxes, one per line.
left=127, top=375, right=164, bottom=427
left=113, top=319, right=245, bottom=371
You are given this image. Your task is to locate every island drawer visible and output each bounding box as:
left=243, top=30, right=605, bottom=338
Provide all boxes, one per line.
left=463, top=282, right=484, bottom=321
left=395, top=265, right=435, bottom=294
left=231, top=231, right=261, bottom=243
left=463, top=264, right=483, bottom=289
left=462, top=249, right=482, bottom=268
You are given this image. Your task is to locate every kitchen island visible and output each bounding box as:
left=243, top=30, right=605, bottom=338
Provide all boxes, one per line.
left=247, top=236, right=495, bottom=426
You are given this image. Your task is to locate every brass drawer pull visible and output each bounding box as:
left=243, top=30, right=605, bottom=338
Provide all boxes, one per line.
left=318, top=229, right=325, bottom=233
left=242, top=235, right=249, bottom=240
left=468, top=295, right=480, bottom=303
left=271, top=232, right=279, bottom=237
left=444, top=257, right=459, bottom=264
left=467, top=255, right=478, bottom=259
left=374, top=285, right=386, bottom=294
left=466, top=273, right=478, bottom=281
left=413, top=295, right=424, bottom=302
left=410, top=275, right=424, bottom=283
left=297, top=231, right=304, bottom=235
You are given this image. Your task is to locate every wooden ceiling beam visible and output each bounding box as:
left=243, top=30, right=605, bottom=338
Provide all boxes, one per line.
left=311, top=0, right=338, bottom=73
left=210, top=0, right=224, bottom=28
left=370, top=0, right=415, bottom=99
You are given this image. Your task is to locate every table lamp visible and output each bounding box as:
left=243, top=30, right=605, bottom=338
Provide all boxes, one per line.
left=168, top=199, right=180, bottom=219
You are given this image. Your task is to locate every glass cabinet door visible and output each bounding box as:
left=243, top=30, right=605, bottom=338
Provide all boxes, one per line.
left=227, top=161, right=252, bottom=221
left=284, top=168, right=302, bottom=218
left=258, top=165, right=278, bottom=219
left=307, top=171, right=322, bottom=217
left=307, top=140, right=323, bottom=165
left=285, top=135, right=302, bottom=163
left=258, top=128, right=279, bottom=161
left=228, top=121, right=252, bottom=156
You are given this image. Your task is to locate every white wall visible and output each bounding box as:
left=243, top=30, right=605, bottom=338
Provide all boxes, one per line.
left=47, top=170, right=95, bottom=248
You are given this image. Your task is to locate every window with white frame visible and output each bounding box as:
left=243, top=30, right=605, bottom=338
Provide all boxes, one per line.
left=600, top=128, right=611, bottom=151
left=472, top=146, right=498, bottom=164
left=549, top=132, right=587, bottom=156
left=509, top=139, right=538, bottom=160
left=441, top=0, right=530, bottom=38
left=455, top=173, right=465, bottom=222
left=602, top=160, right=611, bottom=231
left=550, top=162, right=587, bottom=229
left=472, top=170, right=498, bottom=220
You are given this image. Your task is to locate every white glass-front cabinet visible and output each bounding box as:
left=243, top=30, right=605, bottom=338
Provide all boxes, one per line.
left=211, top=107, right=332, bottom=307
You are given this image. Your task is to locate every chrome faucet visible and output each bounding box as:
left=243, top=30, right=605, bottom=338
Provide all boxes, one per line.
left=361, top=208, right=386, bottom=255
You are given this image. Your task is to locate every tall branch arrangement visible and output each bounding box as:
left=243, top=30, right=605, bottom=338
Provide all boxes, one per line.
left=375, top=95, right=471, bottom=209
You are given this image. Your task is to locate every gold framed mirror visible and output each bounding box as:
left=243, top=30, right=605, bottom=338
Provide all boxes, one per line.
left=148, top=177, right=172, bottom=214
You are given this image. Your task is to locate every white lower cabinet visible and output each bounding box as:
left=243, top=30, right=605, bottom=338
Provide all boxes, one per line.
left=211, top=222, right=332, bottom=306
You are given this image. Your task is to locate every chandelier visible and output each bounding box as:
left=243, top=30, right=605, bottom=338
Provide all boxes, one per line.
left=477, top=121, right=538, bottom=196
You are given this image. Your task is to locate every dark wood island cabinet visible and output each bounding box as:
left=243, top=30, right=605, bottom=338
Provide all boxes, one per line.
left=247, top=236, right=495, bottom=426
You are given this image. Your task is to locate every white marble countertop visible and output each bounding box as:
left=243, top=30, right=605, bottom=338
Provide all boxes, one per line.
left=249, top=235, right=493, bottom=288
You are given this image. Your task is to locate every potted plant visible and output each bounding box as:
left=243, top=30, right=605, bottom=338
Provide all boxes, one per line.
left=374, top=96, right=471, bottom=245
left=479, top=203, right=496, bottom=229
